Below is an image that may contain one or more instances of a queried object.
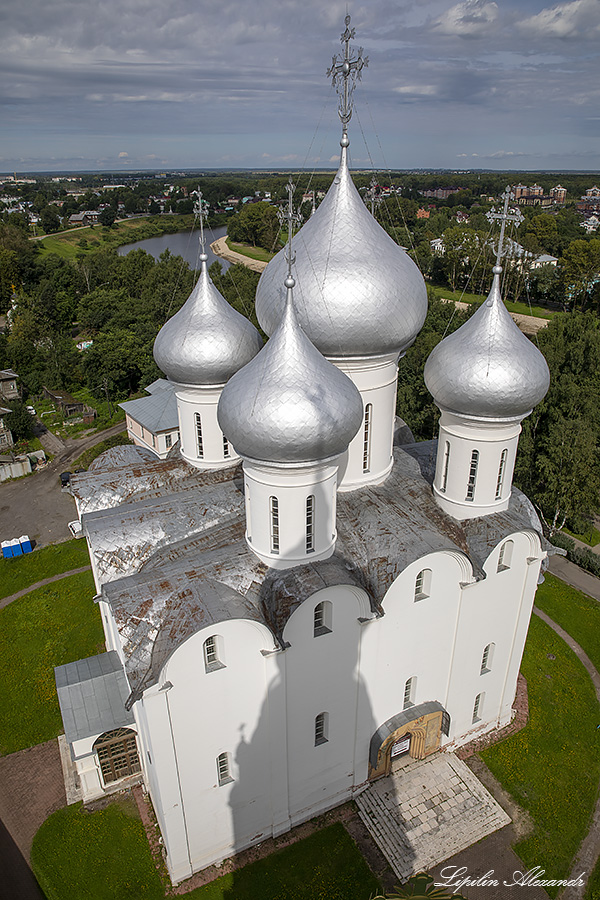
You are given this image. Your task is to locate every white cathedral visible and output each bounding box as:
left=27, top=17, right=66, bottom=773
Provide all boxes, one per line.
left=56, top=18, right=552, bottom=886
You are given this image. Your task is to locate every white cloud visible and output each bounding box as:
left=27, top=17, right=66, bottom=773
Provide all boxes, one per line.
left=517, top=0, right=600, bottom=39
left=118, top=151, right=128, bottom=157
left=393, top=84, right=438, bottom=96
left=432, top=0, right=498, bottom=36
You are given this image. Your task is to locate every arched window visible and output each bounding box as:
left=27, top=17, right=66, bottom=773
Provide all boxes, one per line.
left=93, top=728, right=140, bottom=785
left=362, top=404, right=372, bottom=473
left=314, top=600, right=332, bottom=637
left=203, top=635, right=225, bottom=672
left=245, top=488, right=251, bottom=543
left=269, top=496, right=279, bottom=553
left=472, top=692, right=485, bottom=723
left=495, top=449, right=508, bottom=499
left=441, top=441, right=450, bottom=493
left=217, top=752, right=233, bottom=785
left=497, top=540, right=514, bottom=572
left=465, top=449, right=479, bottom=501
left=195, top=412, right=204, bottom=459
left=315, top=712, right=329, bottom=745
left=403, top=676, right=416, bottom=710
left=223, top=435, right=230, bottom=458
left=414, top=568, right=432, bottom=601
left=480, top=643, right=495, bottom=675
left=306, top=495, right=315, bottom=553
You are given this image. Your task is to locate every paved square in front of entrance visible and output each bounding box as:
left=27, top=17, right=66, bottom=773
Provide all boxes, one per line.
left=355, top=752, right=511, bottom=882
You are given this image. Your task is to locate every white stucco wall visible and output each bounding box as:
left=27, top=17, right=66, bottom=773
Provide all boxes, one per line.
left=177, top=386, right=238, bottom=469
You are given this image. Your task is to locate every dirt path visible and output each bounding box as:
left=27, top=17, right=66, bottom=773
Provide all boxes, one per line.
left=210, top=236, right=269, bottom=273
left=0, top=565, right=92, bottom=610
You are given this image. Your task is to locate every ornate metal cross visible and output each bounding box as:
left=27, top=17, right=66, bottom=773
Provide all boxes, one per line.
left=486, top=186, right=524, bottom=266
left=194, top=189, right=209, bottom=254
left=277, top=177, right=302, bottom=276
left=326, top=15, right=368, bottom=128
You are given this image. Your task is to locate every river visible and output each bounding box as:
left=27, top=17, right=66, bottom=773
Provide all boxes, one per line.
left=117, top=225, right=230, bottom=271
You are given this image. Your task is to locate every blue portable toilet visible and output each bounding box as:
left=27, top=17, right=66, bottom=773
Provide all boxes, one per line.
left=20, top=535, right=32, bottom=554
left=11, top=538, right=23, bottom=557
left=1, top=540, right=12, bottom=558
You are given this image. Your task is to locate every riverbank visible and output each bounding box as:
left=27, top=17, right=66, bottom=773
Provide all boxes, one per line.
left=210, top=236, right=269, bottom=273
left=34, top=215, right=197, bottom=260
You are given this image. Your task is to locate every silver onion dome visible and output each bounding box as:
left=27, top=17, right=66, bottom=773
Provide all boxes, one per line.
left=423, top=267, right=550, bottom=419
left=153, top=255, right=263, bottom=386
left=255, top=146, right=428, bottom=358
left=217, top=282, right=364, bottom=464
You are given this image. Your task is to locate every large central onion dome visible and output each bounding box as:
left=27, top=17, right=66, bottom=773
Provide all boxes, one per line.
left=218, top=281, right=364, bottom=464
left=255, top=147, right=428, bottom=359
left=153, top=254, right=263, bottom=386
left=424, top=266, right=550, bottom=419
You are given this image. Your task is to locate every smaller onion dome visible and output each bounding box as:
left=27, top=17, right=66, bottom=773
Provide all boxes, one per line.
left=153, top=254, right=263, bottom=386
left=424, top=267, right=550, bottom=419
left=255, top=145, right=428, bottom=358
left=217, top=280, right=364, bottom=464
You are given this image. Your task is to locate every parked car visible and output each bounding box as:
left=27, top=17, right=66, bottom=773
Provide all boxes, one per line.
left=68, top=520, right=83, bottom=538
left=26, top=405, right=36, bottom=415
left=60, top=471, right=72, bottom=487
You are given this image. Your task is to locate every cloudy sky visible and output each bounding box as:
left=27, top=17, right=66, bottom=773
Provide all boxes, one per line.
left=1, top=0, right=599, bottom=173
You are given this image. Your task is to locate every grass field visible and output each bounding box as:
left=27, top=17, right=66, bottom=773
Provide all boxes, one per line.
left=563, top=525, right=600, bottom=548
left=31, top=810, right=380, bottom=900
left=0, top=538, right=91, bottom=600
left=71, top=432, right=133, bottom=470
left=429, top=284, right=555, bottom=320
left=482, top=612, right=600, bottom=897
left=35, top=215, right=195, bottom=260
left=0, top=571, right=103, bottom=755
left=225, top=238, right=275, bottom=263
left=535, top=572, right=600, bottom=671
left=31, top=799, right=165, bottom=900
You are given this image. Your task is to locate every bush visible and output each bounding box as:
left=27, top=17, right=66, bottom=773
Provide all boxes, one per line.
left=550, top=533, right=600, bottom=577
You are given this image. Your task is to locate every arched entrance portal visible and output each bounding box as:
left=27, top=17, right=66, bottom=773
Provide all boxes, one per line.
left=368, top=701, right=450, bottom=780
left=93, top=727, right=141, bottom=785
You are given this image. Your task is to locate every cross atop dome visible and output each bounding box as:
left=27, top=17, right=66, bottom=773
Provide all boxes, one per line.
left=486, top=186, right=524, bottom=269
left=277, top=177, right=302, bottom=279
left=326, top=15, right=368, bottom=135
left=193, top=189, right=209, bottom=257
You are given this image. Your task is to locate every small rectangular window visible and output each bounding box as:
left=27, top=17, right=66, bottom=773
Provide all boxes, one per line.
left=495, top=449, right=508, bottom=500
left=195, top=413, right=204, bottom=459
left=223, top=435, right=230, bottom=458
left=203, top=635, right=225, bottom=673
left=441, top=441, right=450, bottom=493
left=362, top=404, right=372, bottom=473
left=403, top=676, right=415, bottom=709
left=315, top=712, right=329, bottom=746
left=466, top=449, right=479, bottom=501
left=165, top=433, right=172, bottom=449
left=270, top=496, right=279, bottom=554
left=473, top=692, right=484, bottom=723
left=217, top=752, right=233, bottom=785
left=306, top=495, right=315, bottom=553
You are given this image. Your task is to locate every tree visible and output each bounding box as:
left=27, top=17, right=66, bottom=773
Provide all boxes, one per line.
left=40, top=206, right=61, bottom=233
left=560, top=239, right=600, bottom=310
left=514, top=311, right=600, bottom=534
left=98, top=207, right=116, bottom=228
left=228, top=202, right=280, bottom=252
left=5, top=401, right=34, bottom=441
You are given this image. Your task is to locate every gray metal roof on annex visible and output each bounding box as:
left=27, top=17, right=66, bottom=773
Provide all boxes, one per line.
left=55, top=651, right=134, bottom=745
left=119, top=381, right=179, bottom=434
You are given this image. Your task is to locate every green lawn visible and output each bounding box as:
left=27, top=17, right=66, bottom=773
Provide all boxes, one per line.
left=31, top=799, right=165, bottom=900
left=429, top=284, right=554, bottom=320
left=72, top=432, right=132, bottom=470
left=482, top=613, right=600, bottom=897
left=35, top=215, right=195, bottom=259
left=563, top=525, right=600, bottom=548
left=0, top=538, right=91, bottom=600
left=0, top=571, right=103, bottom=755
left=32, top=810, right=379, bottom=900
left=226, top=238, right=275, bottom=263
left=535, top=573, right=600, bottom=671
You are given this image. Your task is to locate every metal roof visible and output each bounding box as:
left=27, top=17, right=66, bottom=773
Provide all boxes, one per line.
left=119, top=383, right=179, bottom=434
left=73, top=437, right=550, bottom=705
left=54, top=651, right=134, bottom=744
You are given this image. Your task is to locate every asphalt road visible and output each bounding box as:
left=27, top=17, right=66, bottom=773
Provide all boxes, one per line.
left=0, top=421, right=126, bottom=549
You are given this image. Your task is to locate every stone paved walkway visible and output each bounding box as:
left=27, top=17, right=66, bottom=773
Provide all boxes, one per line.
left=355, top=753, right=510, bottom=883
